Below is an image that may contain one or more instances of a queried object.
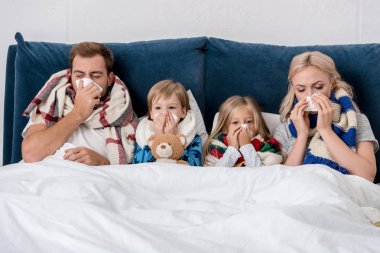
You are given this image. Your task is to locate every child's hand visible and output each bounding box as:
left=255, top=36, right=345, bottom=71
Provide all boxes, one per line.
left=163, top=113, right=178, bottom=135
left=152, top=112, right=166, bottom=134
left=227, top=126, right=241, bottom=150
left=238, top=127, right=251, bottom=147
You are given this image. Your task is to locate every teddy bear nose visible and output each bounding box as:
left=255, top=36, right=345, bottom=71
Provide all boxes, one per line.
left=160, top=145, right=166, bottom=149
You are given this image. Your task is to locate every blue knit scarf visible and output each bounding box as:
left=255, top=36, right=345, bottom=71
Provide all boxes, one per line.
left=288, top=89, right=357, bottom=174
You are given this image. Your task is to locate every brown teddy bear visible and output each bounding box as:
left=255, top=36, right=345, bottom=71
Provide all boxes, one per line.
left=148, top=133, right=188, bottom=165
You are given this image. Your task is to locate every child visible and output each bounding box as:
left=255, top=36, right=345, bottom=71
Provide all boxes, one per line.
left=204, top=96, right=283, bottom=167
left=133, top=80, right=202, bottom=166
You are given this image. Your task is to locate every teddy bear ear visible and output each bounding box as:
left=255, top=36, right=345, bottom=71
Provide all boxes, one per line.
left=148, top=135, right=155, bottom=148
left=177, top=134, right=187, bottom=147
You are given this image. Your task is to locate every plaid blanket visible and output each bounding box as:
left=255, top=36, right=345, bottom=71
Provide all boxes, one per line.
left=23, top=69, right=139, bottom=164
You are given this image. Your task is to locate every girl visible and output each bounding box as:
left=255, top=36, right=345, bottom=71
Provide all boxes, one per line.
left=204, top=96, right=283, bottom=167
left=133, top=80, right=202, bottom=166
left=274, top=51, right=378, bottom=181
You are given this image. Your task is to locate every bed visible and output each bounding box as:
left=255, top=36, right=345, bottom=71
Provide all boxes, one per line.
left=2, top=33, right=380, bottom=252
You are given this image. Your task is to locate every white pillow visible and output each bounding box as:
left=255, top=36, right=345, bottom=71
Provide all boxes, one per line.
left=187, top=90, right=208, bottom=144
left=211, top=112, right=281, bottom=135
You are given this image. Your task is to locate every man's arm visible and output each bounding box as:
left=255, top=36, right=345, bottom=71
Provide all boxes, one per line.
left=22, top=111, right=83, bottom=162
left=22, top=84, right=101, bottom=163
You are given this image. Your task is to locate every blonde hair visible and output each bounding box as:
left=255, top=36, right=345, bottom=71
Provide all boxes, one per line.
left=203, top=96, right=270, bottom=157
left=279, top=51, right=358, bottom=122
left=147, top=79, right=190, bottom=119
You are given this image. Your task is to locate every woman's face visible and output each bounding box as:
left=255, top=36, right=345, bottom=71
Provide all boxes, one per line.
left=291, top=66, right=333, bottom=101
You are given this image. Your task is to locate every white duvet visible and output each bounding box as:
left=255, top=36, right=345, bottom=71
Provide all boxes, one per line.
left=0, top=157, right=379, bottom=253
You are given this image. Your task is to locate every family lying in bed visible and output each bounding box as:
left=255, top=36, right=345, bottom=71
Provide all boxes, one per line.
left=21, top=41, right=378, bottom=182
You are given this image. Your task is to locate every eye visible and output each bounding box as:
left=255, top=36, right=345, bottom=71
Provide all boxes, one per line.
left=246, top=120, right=253, bottom=124
left=231, top=121, right=239, bottom=125
left=169, top=106, right=176, bottom=110
left=314, top=85, right=323, bottom=90
left=154, top=106, right=161, bottom=110
left=296, top=88, right=305, bottom=93
left=92, top=75, right=102, bottom=79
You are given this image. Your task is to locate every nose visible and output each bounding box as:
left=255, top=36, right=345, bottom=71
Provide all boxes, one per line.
left=160, top=145, right=166, bottom=149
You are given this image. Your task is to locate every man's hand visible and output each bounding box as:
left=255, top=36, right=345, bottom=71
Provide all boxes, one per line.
left=64, top=146, right=110, bottom=166
left=72, top=81, right=101, bottom=121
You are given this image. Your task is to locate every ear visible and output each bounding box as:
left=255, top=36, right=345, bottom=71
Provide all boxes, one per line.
left=148, top=135, right=155, bottom=148
left=177, top=134, right=187, bottom=147
left=107, top=72, right=115, bottom=86
left=180, top=107, right=186, bottom=119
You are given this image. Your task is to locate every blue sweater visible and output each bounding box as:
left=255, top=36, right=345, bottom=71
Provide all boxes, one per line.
left=133, top=134, right=202, bottom=166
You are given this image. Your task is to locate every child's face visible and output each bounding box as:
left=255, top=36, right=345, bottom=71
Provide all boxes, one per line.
left=151, top=94, right=186, bottom=122
left=226, top=106, right=255, bottom=134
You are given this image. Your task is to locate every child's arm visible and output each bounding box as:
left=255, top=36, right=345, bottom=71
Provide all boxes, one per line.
left=214, top=147, right=241, bottom=167
left=239, top=144, right=262, bottom=167
left=132, top=144, right=155, bottom=164
left=180, top=135, right=202, bottom=166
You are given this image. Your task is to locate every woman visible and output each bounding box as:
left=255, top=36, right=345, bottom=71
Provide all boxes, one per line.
left=274, top=51, right=378, bottom=181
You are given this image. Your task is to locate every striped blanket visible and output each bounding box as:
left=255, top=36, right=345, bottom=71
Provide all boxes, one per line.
left=288, top=89, right=357, bottom=174
left=23, top=69, right=139, bottom=164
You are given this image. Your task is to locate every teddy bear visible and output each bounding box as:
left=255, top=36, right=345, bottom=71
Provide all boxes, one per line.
left=148, top=133, right=188, bottom=165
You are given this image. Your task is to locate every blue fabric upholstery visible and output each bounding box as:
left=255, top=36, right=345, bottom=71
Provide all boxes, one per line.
left=4, top=33, right=380, bottom=183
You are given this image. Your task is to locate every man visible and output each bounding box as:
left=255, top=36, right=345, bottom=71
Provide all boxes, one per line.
left=22, top=42, right=138, bottom=165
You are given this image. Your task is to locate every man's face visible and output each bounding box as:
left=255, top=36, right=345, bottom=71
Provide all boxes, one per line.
left=71, top=54, right=113, bottom=96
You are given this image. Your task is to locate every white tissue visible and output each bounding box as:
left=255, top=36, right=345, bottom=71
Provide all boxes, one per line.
left=154, top=113, right=179, bottom=123
left=53, top=142, right=78, bottom=159
left=305, top=95, right=317, bottom=112
left=75, top=78, right=103, bottom=92
left=241, top=123, right=248, bottom=129
left=240, top=123, right=253, bottom=138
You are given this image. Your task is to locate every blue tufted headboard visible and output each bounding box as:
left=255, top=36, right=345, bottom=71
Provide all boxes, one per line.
left=4, top=33, right=380, bottom=182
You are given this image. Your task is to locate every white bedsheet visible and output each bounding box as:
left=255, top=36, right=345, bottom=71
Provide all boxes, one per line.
left=0, top=157, right=379, bottom=253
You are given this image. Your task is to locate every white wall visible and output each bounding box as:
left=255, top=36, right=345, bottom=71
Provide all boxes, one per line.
left=1, top=0, right=380, bottom=164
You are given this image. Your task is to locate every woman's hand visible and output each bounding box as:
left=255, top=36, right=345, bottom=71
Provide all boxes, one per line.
left=227, top=126, right=241, bottom=150
left=312, top=93, right=333, bottom=135
left=64, top=146, right=110, bottom=166
left=290, top=98, right=310, bottom=138
left=164, top=113, right=179, bottom=135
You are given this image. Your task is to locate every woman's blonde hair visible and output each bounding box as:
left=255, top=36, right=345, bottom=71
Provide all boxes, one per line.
left=147, top=79, right=190, bottom=119
left=203, top=95, right=270, bottom=157
left=279, top=51, right=358, bottom=122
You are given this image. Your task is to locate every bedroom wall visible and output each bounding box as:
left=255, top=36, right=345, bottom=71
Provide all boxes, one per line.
left=1, top=0, right=380, bottom=165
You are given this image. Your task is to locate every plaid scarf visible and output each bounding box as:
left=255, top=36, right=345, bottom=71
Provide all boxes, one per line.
left=288, top=89, right=357, bottom=174
left=208, top=132, right=282, bottom=166
left=23, top=69, right=139, bottom=164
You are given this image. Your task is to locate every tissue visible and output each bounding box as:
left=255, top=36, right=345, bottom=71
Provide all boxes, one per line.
left=75, top=78, right=103, bottom=92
